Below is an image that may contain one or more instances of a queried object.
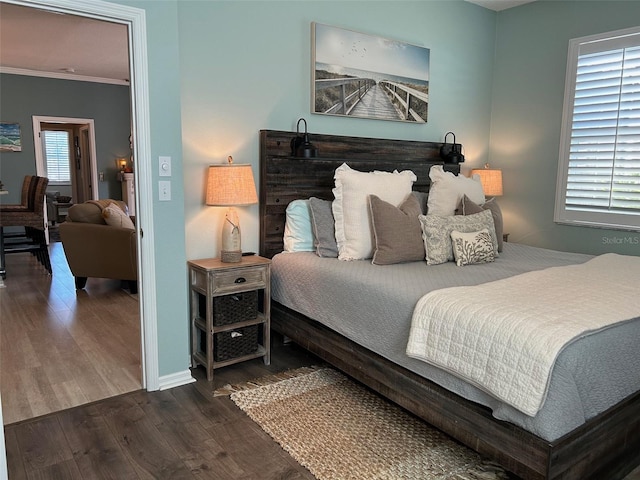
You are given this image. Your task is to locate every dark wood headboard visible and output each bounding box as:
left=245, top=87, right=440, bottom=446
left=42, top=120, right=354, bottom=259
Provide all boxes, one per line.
left=259, top=129, right=460, bottom=259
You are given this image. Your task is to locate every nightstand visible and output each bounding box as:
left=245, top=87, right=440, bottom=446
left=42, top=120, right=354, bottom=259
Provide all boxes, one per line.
left=188, top=256, right=271, bottom=381
left=503, top=233, right=510, bottom=243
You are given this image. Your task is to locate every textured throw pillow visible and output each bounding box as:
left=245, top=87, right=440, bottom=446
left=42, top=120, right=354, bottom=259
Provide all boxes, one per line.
left=369, top=194, right=424, bottom=265
left=456, top=195, right=504, bottom=252
left=102, top=202, right=135, bottom=230
left=419, top=209, right=498, bottom=265
left=427, top=165, right=485, bottom=216
left=68, top=202, right=105, bottom=224
left=283, top=199, right=314, bottom=252
left=308, top=197, right=338, bottom=257
left=332, top=163, right=416, bottom=260
left=451, top=229, right=496, bottom=266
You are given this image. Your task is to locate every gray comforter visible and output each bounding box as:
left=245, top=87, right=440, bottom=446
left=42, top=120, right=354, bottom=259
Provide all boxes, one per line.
left=271, top=243, right=640, bottom=441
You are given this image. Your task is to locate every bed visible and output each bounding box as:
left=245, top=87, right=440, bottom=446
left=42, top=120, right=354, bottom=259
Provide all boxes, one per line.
left=258, top=129, right=640, bottom=480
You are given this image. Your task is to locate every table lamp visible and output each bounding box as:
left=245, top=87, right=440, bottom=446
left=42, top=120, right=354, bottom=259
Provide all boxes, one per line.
left=471, top=163, right=503, bottom=197
left=206, top=156, right=258, bottom=262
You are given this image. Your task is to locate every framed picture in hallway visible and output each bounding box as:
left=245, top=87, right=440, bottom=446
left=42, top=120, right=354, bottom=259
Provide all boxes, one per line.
left=311, top=23, right=430, bottom=123
left=0, top=122, right=22, bottom=152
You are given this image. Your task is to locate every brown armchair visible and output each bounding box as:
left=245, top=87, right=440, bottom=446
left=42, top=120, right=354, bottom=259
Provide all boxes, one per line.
left=59, top=200, right=138, bottom=292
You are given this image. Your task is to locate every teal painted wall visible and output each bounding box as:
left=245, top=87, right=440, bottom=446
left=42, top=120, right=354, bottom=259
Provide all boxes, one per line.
left=178, top=0, right=497, bottom=259
left=490, top=1, right=640, bottom=256
left=126, top=0, right=481, bottom=379
left=0, top=74, right=131, bottom=201
left=115, top=0, right=190, bottom=377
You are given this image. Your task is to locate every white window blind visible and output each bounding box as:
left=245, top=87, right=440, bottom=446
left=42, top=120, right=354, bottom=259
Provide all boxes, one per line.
left=43, top=130, right=71, bottom=184
left=555, top=27, right=640, bottom=231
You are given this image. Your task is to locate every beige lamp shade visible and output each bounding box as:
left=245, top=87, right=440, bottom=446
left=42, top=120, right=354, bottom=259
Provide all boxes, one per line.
left=205, top=157, right=257, bottom=262
left=471, top=164, right=503, bottom=197
left=206, top=161, right=258, bottom=206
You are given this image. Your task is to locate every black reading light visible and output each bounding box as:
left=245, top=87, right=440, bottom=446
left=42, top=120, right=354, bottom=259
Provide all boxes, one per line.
left=439, top=131, right=465, bottom=164
left=291, top=118, right=318, bottom=158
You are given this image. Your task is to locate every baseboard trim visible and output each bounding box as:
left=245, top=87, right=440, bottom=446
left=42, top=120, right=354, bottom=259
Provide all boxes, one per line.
left=158, top=369, right=196, bottom=391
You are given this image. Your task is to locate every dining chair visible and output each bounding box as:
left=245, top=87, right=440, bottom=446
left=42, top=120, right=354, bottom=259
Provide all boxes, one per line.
left=0, top=175, right=51, bottom=278
left=0, top=175, right=35, bottom=212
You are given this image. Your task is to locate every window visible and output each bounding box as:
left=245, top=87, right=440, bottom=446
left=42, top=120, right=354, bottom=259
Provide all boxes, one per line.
left=42, top=130, right=72, bottom=184
left=555, top=27, right=640, bottom=232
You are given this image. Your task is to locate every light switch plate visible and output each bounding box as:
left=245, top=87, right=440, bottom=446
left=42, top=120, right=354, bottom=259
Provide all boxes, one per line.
left=159, top=156, right=171, bottom=177
left=159, top=180, right=171, bottom=201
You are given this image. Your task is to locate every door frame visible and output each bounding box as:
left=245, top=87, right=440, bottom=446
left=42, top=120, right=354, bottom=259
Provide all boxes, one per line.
left=78, top=124, right=92, bottom=202
left=33, top=116, right=99, bottom=202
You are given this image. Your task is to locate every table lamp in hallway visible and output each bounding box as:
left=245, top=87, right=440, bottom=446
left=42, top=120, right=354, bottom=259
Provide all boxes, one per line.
left=206, top=156, right=258, bottom=263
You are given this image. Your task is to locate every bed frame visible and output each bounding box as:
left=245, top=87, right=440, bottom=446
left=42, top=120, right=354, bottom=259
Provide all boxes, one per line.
left=258, top=129, right=640, bottom=480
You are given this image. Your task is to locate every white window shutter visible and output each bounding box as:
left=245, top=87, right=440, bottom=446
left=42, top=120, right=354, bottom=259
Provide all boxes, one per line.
left=556, top=28, right=640, bottom=231
left=43, top=130, right=72, bottom=184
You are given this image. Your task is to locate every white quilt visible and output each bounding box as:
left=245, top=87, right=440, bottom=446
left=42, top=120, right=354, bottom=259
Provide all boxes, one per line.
left=406, top=253, right=640, bottom=416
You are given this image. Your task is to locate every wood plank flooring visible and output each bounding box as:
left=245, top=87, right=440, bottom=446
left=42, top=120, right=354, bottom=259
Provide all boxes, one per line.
left=6, top=341, right=640, bottom=480
left=5, top=339, right=320, bottom=479
left=1, top=243, right=142, bottom=425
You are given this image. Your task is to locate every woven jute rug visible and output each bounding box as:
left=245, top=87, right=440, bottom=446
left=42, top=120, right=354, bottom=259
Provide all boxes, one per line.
left=228, top=367, right=510, bottom=480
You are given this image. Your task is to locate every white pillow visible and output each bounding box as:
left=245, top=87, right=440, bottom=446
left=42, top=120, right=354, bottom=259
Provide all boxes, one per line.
left=283, top=199, right=314, bottom=252
left=427, top=165, right=485, bottom=216
left=102, top=202, right=135, bottom=230
left=332, top=163, right=416, bottom=260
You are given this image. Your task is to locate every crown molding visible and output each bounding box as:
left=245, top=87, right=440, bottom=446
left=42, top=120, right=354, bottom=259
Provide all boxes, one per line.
left=0, top=66, right=129, bottom=86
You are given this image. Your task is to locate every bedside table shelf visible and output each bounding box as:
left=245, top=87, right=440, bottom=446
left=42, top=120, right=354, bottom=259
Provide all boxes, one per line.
left=211, top=345, right=268, bottom=370
left=193, top=313, right=267, bottom=334
left=188, top=256, right=271, bottom=381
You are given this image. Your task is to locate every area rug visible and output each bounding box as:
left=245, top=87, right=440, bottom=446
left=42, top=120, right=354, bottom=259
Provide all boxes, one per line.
left=229, top=367, right=510, bottom=480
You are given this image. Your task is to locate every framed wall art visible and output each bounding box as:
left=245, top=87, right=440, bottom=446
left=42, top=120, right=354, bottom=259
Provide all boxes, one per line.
left=0, top=122, right=22, bottom=152
left=312, top=23, right=430, bottom=123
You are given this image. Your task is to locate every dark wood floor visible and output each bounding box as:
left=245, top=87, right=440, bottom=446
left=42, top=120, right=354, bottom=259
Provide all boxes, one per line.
left=6, top=334, right=640, bottom=480
left=5, top=337, right=321, bottom=479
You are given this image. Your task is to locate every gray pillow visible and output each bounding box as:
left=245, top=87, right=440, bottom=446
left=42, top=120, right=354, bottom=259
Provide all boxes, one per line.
left=411, top=191, right=429, bottom=215
left=455, top=195, right=504, bottom=252
left=419, top=209, right=499, bottom=265
left=369, top=194, right=424, bottom=265
left=308, top=197, right=338, bottom=258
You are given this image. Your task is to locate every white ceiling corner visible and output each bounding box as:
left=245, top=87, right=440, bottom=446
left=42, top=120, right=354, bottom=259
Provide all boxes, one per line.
left=465, top=0, right=537, bottom=11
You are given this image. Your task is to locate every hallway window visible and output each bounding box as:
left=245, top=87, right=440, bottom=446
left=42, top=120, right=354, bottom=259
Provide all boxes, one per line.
left=555, top=27, right=640, bottom=232
left=43, top=130, right=71, bottom=184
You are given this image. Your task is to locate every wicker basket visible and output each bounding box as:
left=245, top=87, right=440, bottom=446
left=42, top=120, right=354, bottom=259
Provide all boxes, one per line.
left=213, top=291, right=258, bottom=326
left=213, top=325, right=259, bottom=362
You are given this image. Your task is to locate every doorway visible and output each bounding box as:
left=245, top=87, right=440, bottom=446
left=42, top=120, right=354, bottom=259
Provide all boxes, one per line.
left=33, top=116, right=99, bottom=205
left=2, top=19, right=143, bottom=425
left=0, top=0, right=159, bottom=395
left=0, top=0, right=159, bottom=472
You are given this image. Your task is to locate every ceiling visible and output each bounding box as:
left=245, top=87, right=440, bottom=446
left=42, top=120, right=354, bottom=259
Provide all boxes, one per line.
left=0, top=2, right=130, bottom=85
left=0, top=1, right=534, bottom=86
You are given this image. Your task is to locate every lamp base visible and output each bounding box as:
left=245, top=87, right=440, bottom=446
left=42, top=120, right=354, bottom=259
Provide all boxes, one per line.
left=220, top=207, right=242, bottom=263
left=221, top=249, right=242, bottom=263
